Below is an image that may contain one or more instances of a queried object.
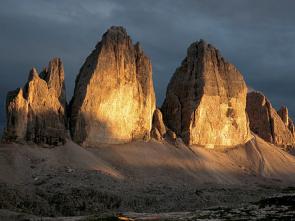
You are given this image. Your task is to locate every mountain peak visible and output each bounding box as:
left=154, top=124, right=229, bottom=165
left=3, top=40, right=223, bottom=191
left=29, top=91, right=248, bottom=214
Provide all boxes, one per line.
left=70, top=26, right=155, bottom=146
left=162, top=40, right=251, bottom=147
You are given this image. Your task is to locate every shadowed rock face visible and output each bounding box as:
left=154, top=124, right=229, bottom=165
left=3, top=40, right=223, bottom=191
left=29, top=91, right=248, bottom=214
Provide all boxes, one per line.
left=3, top=58, right=67, bottom=145
left=69, top=26, right=155, bottom=146
left=247, top=91, right=295, bottom=146
left=162, top=40, right=251, bottom=147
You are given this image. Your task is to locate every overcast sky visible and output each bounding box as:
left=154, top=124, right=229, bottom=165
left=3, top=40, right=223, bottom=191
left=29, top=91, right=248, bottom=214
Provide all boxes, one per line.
left=1, top=0, right=295, bottom=129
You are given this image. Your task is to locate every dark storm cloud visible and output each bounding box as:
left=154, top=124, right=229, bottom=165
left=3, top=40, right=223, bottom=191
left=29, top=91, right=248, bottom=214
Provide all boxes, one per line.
left=1, top=0, right=295, bottom=130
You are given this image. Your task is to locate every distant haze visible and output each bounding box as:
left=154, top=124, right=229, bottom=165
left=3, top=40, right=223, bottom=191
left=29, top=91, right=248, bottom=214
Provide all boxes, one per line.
left=1, top=0, right=295, bottom=130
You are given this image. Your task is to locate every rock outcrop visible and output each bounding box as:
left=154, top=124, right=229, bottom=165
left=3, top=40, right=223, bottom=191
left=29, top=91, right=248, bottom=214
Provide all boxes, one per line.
left=277, top=106, right=295, bottom=136
left=161, top=40, right=251, bottom=147
left=3, top=58, right=67, bottom=145
left=151, top=108, right=166, bottom=141
left=246, top=91, right=295, bottom=146
left=69, top=26, right=155, bottom=146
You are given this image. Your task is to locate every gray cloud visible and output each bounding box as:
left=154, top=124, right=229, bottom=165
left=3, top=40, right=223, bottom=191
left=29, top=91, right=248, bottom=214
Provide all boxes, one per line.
left=1, top=0, right=295, bottom=130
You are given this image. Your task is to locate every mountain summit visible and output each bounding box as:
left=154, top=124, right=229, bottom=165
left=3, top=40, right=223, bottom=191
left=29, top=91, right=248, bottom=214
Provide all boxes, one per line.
left=69, top=26, right=156, bottom=146
left=162, top=40, right=251, bottom=147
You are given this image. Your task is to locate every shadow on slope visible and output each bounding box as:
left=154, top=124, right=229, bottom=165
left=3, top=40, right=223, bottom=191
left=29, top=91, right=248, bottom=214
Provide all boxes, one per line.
left=0, top=135, right=295, bottom=216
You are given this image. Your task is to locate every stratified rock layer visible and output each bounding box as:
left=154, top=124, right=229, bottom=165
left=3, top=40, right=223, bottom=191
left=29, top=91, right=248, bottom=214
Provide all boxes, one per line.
left=3, top=58, right=67, bottom=145
left=246, top=91, right=295, bottom=146
left=162, top=40, right=251, bottom=147
left=70, top=26, right=155, bottom=146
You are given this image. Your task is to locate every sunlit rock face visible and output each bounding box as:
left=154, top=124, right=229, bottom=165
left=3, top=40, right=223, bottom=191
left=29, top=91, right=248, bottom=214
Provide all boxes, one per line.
left=69, top=26, right=156, bottom=146
left=247, top=91, right=295, bottom=146
left=162, top=40, right=251, bottom=147
left=3, top=58, right=67, bottom=145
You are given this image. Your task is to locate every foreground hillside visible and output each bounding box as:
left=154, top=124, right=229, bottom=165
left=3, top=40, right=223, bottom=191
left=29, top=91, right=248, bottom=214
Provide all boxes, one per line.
left=0, top=135, right=295, bottom=219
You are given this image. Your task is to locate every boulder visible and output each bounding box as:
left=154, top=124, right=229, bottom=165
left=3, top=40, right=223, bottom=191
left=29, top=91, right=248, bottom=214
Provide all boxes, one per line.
left=3, top=58, right=67, bottom=145
left=69, top=26, right=155, bottom=146
left=166, top=129, right=177, bottom=141
left=246, top=91, right=295, bottom=146
left=150, top=128, right=162, bottom=141
left=161, top=40, right=251, bottom=147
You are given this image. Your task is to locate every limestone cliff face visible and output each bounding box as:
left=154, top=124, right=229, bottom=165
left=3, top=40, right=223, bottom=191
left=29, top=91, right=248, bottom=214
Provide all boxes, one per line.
left=69, top=26, right=156, bottom=146
left=246, top=91, right=295, bottom=146
left=3, top=58, right=67, bottom=145
left=161, top=40, right=251, bottom=147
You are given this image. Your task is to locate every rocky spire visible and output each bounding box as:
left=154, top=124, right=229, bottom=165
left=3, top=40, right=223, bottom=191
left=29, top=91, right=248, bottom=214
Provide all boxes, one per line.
left=277, top=106, right=289, bottom=126
left=69, top=26, right=156, bottom=146
left=41, top=58, right=66, bottom=106
left=161, top=40, right=251, bottom=147
left=3, top=58, right=67, bottom=146
left=150, top=108, right=167, bottom=141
